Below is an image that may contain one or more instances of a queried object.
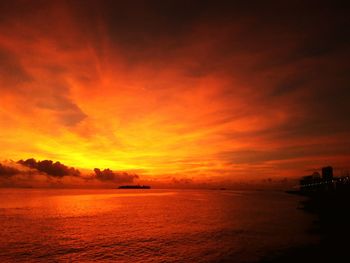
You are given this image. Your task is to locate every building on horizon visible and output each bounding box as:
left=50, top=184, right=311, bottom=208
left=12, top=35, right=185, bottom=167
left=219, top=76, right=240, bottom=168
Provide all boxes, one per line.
left=299, top=165, right=350, bottom=193
left=322, top=166, right=333, bottom=182
left=300, top=166, right=336, bottom=192
left=300, top=171, right=322, bottom=192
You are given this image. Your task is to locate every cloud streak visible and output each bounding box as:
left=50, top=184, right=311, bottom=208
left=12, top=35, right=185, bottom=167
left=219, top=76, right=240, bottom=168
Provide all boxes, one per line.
left=0, top=1, right=349, bottom=182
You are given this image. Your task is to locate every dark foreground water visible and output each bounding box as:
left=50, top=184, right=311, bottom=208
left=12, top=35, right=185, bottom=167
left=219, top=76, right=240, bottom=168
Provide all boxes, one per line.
left=0, top=189, right=318, bottom=262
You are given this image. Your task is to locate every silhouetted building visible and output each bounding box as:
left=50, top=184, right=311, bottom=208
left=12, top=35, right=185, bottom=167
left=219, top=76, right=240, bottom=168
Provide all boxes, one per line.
left=298, top=165, right=350, bottom=193
left=300, top=172, right=321, bottom=192
left=299, top=166, right=338, bottom=192
left=322, top=166, right=333, bottom=182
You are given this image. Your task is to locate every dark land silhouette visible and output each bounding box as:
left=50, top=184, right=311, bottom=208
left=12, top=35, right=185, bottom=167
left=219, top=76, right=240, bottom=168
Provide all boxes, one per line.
left=262, top=166, right=350, bottom=262
left=118, top=185, right=151, bottom=189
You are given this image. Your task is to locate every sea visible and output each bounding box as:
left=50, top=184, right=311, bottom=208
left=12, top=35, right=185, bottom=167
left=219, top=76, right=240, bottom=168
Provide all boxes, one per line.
left=0, top=189, right=319, bottom=262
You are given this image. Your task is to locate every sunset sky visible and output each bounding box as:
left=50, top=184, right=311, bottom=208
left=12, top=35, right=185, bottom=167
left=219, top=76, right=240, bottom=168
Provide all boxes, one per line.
left=0, top=1, right=349, bottom=186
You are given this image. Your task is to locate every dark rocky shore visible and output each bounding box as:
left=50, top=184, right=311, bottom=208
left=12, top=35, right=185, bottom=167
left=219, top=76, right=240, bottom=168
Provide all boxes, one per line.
left=260, top=191, right=350, bottom=262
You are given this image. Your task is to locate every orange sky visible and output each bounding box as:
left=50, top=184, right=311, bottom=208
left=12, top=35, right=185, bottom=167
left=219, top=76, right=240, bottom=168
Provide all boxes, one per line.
left=0, top=1, right=350, bottom=185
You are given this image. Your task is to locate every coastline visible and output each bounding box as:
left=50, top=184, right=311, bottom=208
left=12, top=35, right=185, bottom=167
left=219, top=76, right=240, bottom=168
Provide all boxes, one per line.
left=260, top=191, right=350, bottom=262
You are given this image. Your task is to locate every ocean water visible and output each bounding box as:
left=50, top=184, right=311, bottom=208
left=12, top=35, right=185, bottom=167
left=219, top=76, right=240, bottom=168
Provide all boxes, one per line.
left=0, top=189, right=318, bottom=262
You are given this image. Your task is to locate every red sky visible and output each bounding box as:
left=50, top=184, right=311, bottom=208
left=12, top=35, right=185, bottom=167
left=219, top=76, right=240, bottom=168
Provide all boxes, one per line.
left=0, top=1, right=349, bottom=186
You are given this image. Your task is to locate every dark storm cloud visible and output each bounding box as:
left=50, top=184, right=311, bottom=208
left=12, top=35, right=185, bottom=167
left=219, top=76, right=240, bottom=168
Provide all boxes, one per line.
left=93, top=168, right=138, bottom=183
left=18, top=158, right=80, bottom=177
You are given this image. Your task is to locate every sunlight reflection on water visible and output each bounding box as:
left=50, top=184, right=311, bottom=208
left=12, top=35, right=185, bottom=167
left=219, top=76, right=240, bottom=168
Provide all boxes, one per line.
left=0, top=189, right=318, bottom=262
